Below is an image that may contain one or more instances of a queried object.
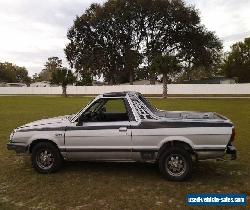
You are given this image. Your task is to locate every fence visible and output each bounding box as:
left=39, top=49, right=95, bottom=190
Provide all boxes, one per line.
left=0, top=84, right=250, bottom=95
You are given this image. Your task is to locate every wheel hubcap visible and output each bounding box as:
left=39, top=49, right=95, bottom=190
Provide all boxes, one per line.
left=36, top=149, right=54, bottom=170
left=165, top=154, right=186, bottom=177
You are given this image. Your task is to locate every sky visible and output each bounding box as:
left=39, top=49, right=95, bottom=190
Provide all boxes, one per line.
left=0, top=0, right=250, bottom=76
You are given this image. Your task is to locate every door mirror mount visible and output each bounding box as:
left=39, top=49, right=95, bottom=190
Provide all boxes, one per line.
left=76, top=119, right=83, bottom=126
left=77, top=112, right=91, bottom=126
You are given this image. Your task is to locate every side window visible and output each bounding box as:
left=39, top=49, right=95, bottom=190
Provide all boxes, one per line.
left=79, top=98, right=130, bottom=122
left=88, top=100, right=104, bottom=113
left=103, top=99, right=127, bottom=113
left=99, top=99, right=129, bottom=122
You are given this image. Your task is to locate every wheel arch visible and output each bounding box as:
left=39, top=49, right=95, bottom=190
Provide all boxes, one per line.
left=28, top=139, right=59, bottom=153
left=157, top=139, right=195, bottom=160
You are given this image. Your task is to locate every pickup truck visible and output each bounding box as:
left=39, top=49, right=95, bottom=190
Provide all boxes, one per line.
left=7, top=92, right=237, bottom=181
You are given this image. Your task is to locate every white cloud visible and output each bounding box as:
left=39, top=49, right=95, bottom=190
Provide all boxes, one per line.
left=0, top=0, right=105, bottom=76
left=0, top=0, right=249, bottom=76
left=186, top=0, right=250, bottom=50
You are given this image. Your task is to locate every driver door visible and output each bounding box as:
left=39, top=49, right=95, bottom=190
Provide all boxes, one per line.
left=64, top=98, right=133, bottom=160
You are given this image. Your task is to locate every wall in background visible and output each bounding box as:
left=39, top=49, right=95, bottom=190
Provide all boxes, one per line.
left=0, top=84, right=250, bottom=95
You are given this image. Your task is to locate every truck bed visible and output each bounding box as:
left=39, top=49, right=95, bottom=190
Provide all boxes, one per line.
left=155, top=111, right=226, bottom=120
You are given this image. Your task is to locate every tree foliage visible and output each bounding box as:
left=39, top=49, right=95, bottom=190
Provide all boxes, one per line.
left=75, top=72, right=93, bottom=86
left=223, top=37, right=250, bottom=83
left=51, top=67, right=76, bottom=97
left=38, top=57, right=63, bottom=81
left=65, top=0, right=222, bottom=85
left=0, top=62, right=31, bottom=84
left=34, top=56, right=77, bottom=96
left=150, top=54, right=181, bottom=97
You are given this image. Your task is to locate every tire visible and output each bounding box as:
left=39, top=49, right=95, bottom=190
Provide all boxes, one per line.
left=159, top=146, right=192, bottom=181
left=31, top=142, right=63, bottom=174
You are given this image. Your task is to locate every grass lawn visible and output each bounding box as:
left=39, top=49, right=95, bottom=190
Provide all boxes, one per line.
left=0, top=96, right=249, bottom=210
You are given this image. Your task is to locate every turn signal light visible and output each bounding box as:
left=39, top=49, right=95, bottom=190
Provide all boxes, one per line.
left=230, top=128, right=236, bottom=142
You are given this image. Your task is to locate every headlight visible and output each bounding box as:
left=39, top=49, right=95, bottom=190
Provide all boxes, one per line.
left=10, top=131, right=15, bottom=142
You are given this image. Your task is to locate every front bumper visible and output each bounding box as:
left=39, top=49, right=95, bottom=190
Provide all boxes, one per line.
left=226, top=145, right=237, bottom=160
left=7, top=143, right=27, bottom=154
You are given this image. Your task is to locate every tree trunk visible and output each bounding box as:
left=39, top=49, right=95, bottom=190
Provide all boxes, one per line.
left=108, top=72, right=116, bottom=85
left=129, top=69, right=133, bottom=85
left=108, top=79, right=114, bottom=85
left=149, top=73, right=156, bottom=85
left=62, top=85, right=67, bottom=97
left=107, top=75, right=114, bottom=85
left=162, top=73, right=168, bottom=98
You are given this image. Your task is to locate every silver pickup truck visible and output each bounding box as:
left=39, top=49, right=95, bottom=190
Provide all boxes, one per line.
left=7, top=92, right=236, bottom=181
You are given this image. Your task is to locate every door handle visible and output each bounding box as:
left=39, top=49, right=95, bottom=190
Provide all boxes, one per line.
left=119, top=127, right=127, bottom=132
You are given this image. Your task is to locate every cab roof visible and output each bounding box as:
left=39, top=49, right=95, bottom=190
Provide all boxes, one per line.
left=102, top=91, right=139, bottom=97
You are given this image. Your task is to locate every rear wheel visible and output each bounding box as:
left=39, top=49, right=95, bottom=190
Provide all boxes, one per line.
left=31, top=142, right=63, bottom=174
left=159, top=147, right=192, bottom=181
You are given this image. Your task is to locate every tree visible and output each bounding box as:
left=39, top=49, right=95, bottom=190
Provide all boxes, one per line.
left=178, top=25, right=223, bottom=82
left=65, top=0, right=221, bottom=85
left=150, top=54, right=181, bottom=98
left=143, top=0, right=222, bottom=84
left=51, top=67, right=76, bottom=97
left=65, top=3, right=121, bottom=85
left=39, top=57, right=63, bottom=81
left=177, top=62, right=223, bottom=82
left=32, top=73, right=41, bottom=82
left=107, top=0, right=144, bottom=84
left=75, top=72, right=93, bottom=86
left=223, top=37, right=250, bottom=83
left=0, top=62, right=31, bottom=85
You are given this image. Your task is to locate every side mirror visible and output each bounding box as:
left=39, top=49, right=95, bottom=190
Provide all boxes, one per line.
left=76, top=113, right=89, bottom=126
left=76, top=117, right=83, bottom=126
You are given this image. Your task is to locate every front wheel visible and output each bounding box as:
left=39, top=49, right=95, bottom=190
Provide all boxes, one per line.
left=31, top=142, right=63, bottom=174
left=159, top=147, right=192, bottom=181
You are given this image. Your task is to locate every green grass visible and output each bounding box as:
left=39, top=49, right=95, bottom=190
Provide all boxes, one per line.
left=0, top=96, right=249, bottom=210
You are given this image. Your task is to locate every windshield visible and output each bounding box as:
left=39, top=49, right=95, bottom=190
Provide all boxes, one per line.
left=138, top=94, right=157, bottom=113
